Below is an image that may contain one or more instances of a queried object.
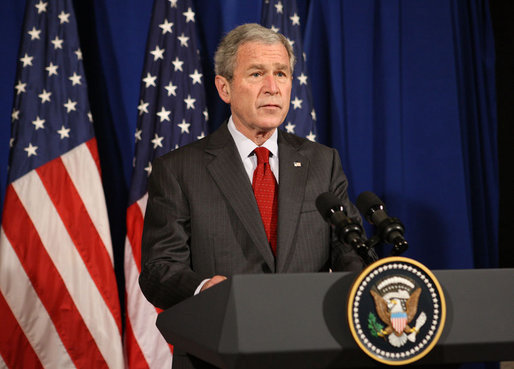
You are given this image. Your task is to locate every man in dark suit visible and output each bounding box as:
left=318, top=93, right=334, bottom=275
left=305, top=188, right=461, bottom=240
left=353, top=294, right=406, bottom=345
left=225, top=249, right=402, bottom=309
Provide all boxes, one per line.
left=139, top=23, right=365, bottom=369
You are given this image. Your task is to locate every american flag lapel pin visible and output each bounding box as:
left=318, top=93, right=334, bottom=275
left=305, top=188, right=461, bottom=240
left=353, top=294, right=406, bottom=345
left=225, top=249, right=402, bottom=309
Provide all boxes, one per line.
left=294, top=162, right=302, bottom=167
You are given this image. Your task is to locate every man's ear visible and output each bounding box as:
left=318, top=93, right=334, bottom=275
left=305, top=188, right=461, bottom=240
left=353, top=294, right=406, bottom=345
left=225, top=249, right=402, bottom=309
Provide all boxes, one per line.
left=215, top=75, right=231, bottom=104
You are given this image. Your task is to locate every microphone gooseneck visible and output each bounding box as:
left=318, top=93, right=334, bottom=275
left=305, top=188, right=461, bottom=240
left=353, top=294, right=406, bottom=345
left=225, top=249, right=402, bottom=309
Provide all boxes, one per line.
left=356, top=191, right=408, bottom=256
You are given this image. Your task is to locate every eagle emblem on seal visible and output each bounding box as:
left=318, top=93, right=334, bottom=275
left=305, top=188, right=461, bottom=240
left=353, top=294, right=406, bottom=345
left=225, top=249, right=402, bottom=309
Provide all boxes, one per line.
left=369, top=276, right=427, bottom=347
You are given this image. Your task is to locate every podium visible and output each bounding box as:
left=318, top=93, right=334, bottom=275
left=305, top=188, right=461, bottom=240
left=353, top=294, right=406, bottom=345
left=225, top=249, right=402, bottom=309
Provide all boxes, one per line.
left=157, top=269, right=514, bottom=368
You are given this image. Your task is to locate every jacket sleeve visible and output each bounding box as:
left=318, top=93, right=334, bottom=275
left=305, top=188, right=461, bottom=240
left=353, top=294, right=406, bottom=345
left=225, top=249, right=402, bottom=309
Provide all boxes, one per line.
left=139, top=155, right=204, bottom=309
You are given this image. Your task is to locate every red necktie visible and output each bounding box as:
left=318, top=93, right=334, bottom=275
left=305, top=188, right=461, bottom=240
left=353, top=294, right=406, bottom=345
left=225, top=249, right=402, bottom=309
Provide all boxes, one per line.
left=252, top=147, right=278, bottom=255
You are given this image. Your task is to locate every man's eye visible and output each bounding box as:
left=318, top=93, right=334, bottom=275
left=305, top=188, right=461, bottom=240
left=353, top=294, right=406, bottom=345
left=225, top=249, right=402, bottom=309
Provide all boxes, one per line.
left=277, top=71, right=287, bottom=77
left=252, top=72, right=261, bottom=77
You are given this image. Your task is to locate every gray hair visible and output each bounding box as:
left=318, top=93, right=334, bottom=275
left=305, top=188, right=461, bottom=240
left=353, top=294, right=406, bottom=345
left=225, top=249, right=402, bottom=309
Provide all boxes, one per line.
left=214, top=23, right=295, bottom=81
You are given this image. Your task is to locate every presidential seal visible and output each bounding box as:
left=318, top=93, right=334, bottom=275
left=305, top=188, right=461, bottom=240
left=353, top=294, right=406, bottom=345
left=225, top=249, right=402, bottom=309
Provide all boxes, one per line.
left=347, top=257, right=446, bottom=365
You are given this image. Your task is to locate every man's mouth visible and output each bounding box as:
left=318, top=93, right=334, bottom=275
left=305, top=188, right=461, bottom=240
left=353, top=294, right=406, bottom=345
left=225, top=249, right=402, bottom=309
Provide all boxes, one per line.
left=260, top=103, right=281, bottom=109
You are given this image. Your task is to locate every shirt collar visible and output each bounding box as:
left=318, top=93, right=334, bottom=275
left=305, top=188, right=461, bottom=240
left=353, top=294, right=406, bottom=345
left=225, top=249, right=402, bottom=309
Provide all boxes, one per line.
left=227, top=116, right=279, bottom=159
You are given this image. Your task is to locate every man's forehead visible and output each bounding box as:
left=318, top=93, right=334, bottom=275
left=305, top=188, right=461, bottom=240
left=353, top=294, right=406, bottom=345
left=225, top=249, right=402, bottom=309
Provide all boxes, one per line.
left=236, top=41, right=289, bottom=64
left=246, top=62, right=289, bottom=70
left=237, top=41, right=287, bottom=55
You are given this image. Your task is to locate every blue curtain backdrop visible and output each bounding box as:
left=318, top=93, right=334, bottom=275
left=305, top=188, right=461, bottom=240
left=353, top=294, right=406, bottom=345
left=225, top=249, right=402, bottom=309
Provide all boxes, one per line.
left=0, top=0, right=498, bottom=275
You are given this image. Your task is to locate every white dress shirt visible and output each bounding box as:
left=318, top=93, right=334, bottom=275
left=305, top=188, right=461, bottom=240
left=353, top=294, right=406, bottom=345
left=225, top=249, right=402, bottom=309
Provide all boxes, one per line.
left=226, top=116, right=279, bottom=184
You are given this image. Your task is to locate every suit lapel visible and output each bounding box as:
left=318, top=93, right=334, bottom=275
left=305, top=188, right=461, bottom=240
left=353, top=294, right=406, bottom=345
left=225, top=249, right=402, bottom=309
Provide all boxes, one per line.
left=276, top=131, right=309, bottom=272
left=205, top=124, right=275, bottom=271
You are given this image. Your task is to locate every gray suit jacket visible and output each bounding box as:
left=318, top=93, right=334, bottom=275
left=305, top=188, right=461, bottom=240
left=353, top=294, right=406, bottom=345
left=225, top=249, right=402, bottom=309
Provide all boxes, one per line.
left=139, top=122, right=364, bottom=311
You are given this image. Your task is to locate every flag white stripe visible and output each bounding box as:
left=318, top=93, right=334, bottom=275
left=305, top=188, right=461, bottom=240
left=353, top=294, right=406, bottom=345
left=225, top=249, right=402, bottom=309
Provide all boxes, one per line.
left=125, top=237, right=173, bottom=368
left=61, top=143, right=114, bottom=262
left=137, top=193, right=148, bottom=217
left=0, top=229, right=74, bottom=369
left=12, top=171, right=124, bottom=369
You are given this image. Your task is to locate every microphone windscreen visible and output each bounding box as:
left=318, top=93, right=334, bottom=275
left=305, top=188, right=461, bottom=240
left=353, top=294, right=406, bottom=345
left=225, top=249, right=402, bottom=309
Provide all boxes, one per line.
left=315, top=192, right=342, bottom=221
left=356, top=191, right=384, bottom=215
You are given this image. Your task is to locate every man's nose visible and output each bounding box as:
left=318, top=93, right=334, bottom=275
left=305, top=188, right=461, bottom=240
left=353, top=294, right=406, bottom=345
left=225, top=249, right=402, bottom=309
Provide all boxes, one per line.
left=263, top=74, right=279, bottom=94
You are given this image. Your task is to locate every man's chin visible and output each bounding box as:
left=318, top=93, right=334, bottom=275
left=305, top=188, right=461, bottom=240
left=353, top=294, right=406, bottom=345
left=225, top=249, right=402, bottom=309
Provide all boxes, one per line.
left=255, top=115, right=286, bottom=130
left=255, top=122, right=282, bottom=132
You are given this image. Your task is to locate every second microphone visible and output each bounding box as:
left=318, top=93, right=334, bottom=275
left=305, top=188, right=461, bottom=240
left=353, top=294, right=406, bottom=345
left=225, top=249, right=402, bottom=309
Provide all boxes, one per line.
left=315, top=192, right=370, bottom=262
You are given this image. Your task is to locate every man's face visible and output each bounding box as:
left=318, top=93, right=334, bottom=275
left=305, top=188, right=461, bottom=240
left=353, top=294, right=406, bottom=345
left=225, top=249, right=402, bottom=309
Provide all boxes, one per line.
left=215, top=41, right=292, bottom=137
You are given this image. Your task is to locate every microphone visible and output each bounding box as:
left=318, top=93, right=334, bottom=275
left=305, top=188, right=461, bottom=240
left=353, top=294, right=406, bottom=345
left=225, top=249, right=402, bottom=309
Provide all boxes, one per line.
left=356, top=191, right=408, bottom=255
left=315, top=192, right=370, bottom=261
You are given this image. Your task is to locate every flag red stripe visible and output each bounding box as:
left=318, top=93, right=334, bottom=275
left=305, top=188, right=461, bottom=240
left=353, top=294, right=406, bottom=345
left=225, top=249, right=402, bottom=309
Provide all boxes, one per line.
left=86, top=138, right=102, bottom=176
left=124, top=306, right=150, bottom=369
left=2, top=185, right=108, bottom=368
left=36, top=157, right=122, bottom=331
left=0, top=292, right=43, bottom=369
left=125, top=202, right=173, bottom=367
left=126, top=202, right=145, bottom=272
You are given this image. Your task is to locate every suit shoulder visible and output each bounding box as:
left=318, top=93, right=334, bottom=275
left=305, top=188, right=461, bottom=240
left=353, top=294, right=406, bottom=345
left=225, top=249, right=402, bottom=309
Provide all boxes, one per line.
left=155, top=122, right=232, bottom=165
left=280, top=130, right=336, bottom=155
left=154, top=136, right=208, bottom=164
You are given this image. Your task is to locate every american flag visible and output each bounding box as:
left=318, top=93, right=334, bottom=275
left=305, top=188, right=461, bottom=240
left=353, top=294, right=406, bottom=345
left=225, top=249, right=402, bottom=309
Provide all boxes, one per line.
left=0, top=0, right=124, bottom=368
left=261, top=0, right=317, bottom=141
left=124, top=0, right=208, bottom=367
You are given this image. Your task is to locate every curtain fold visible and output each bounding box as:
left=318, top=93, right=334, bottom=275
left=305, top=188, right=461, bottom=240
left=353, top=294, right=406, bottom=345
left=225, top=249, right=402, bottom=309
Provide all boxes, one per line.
left=449, top=0, right=498, bottom=268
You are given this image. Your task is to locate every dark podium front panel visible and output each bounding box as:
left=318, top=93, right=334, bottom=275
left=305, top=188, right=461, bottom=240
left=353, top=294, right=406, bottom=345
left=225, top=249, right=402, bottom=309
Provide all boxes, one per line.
left=157, top=269, right=514, bottom=369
